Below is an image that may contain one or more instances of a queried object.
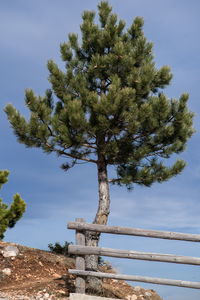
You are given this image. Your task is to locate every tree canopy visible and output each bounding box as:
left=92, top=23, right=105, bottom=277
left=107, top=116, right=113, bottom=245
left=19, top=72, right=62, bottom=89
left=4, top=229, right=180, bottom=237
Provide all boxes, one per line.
left=0, top=170, right=26, bottom=239
left=5, top=1, right=194, bottom=189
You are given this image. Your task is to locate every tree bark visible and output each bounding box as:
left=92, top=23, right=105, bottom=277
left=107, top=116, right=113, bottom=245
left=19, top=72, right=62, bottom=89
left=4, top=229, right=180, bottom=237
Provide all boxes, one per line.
left=85, top=153, right=110, bottom=292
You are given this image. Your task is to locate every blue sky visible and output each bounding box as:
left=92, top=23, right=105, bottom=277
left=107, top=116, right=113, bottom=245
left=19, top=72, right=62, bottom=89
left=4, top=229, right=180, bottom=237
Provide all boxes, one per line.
left=0, top=1, right=200, bottom=299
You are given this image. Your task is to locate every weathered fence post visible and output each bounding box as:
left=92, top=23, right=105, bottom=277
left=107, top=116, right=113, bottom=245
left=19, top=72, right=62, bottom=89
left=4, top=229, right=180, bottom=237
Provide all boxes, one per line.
left=75, top=218, right=86, bottom=294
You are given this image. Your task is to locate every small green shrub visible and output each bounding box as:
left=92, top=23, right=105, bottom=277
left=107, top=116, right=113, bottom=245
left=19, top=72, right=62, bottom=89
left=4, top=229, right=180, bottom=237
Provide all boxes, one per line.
left=48, top=241, right=105, bottom=266
left=48, top=241, right=74, bottom=257
left=98, top=256, right=105, bottom=266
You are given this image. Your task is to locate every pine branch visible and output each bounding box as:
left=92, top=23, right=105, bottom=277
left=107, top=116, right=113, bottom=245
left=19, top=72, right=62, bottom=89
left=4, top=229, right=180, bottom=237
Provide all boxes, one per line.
left=108, top=178, right=141, bottom=184
left=82, top=143, right=97, bottom=150
left=67, top=89, right=80, bottom=98
left=45, top=142, right=97, bottom=163
left=40, top=118, right=55, bottom=137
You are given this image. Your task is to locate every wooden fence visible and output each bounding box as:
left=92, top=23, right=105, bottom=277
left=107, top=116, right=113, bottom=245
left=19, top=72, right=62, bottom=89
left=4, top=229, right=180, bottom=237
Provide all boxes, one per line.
left=67, top=218, right=200, bottom=294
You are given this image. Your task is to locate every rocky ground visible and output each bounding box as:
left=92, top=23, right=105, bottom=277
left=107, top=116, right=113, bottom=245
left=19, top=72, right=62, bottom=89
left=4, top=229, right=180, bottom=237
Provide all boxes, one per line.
left=0, top=241, right=163, bottom=300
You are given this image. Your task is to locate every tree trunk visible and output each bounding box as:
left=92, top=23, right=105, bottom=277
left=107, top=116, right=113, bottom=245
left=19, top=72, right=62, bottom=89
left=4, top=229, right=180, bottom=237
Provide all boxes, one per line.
left=85, top=154, right=110, bottom=293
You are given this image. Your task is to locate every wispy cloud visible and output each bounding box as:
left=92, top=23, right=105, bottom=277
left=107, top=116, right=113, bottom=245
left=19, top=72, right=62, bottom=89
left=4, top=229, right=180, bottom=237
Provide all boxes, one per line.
left=110, top=182, right=200, bottom=231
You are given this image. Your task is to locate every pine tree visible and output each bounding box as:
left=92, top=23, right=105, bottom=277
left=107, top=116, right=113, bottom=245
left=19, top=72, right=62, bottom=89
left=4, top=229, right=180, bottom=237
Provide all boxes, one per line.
left=5, top=1, right=194, bottom=290
left=0, top=170, right=26, bottom=239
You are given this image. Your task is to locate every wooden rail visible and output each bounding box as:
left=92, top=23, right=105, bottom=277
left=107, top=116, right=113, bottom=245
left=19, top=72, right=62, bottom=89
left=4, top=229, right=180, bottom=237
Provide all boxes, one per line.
left=68, top=269, right=200, bottom=289
left=68, top=221, right=200, bottom=242
left=68, top=245, right=200, bottom=265
left=67, top=219, right=200, bottom=294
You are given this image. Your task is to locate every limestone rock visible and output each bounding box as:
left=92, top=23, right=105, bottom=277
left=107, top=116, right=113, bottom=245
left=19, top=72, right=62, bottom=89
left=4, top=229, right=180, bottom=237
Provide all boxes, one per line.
left=2, top=268, right=11, bottom=276
left=126, top=295, right=138, bottom=300
left=1, top=245, right=19, bottom=257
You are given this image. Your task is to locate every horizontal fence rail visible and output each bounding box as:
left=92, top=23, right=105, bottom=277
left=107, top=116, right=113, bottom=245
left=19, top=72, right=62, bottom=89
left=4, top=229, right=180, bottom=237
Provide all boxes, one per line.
left=68, top=245, right=200, bottom=265
left=67, top=219, right=200, bottom=293
left=68, top=269, right=200, bottom=290
left=68, top=221, right=200, bottom=242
